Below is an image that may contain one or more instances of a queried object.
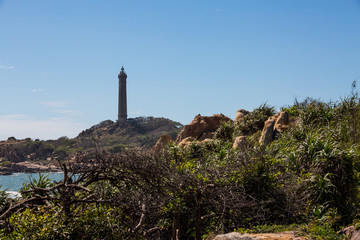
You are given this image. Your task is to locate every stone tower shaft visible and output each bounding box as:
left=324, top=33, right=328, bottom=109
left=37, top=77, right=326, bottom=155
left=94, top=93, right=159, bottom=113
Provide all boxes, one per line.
left=118, top=66, right=127, bottom=121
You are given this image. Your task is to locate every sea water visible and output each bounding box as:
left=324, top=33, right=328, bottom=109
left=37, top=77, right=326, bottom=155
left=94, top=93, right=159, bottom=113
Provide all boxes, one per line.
left=0, top=172, right=64, bottom=197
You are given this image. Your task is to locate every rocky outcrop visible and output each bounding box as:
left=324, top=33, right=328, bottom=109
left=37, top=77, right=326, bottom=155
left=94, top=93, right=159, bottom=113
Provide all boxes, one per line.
left=178, top=137, right=195, bottom=147
left=259, top=116, right=277, bottom=145
left=259, top=111, right=290, bottom=145
left=0, top=116, right=183, bottom=174
left=234, top=109, right=249, bottom=123
left=232, top=136, right=247, bottom=149
left=0, top=161, right=61, bottom=175
left=176, top=114, right=232, bottom=143
left=178, top=137, right=216, bottom=147
left=213, top=231, right=306, bottom=240
left=150, top=135, right=172, bottom=154
left=338, top=225, right=360, bottom=240
left=274, top=111, right=289, bottom=133
left=78, top=117, right=183, bottom=150
left=0, top=139, right=55, bottom=163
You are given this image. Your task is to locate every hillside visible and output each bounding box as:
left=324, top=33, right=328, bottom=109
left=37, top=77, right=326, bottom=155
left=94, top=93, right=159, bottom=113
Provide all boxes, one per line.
left=2, top=90, right=360, bottom=239
left=76, top=116, right=182, bottom=150
left=3, top=88, right=360, bottom=239
left=3, top=85, right=360, bottom=239
left=0, top=116, right=183, bottom=174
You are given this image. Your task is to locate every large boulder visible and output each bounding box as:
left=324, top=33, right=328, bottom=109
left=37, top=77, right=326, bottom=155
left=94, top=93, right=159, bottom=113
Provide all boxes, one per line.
left=150, top=135, right=172, bottom=155
left=338, top=225, right=360, bottom=240
left=234, top=109, right=249, bottom=123
left=259, top=111, right=290, bottom=145
left=259, top=116, right=277, bottom=145
left=274, top=111, right=289, bottom=133
left=176, top=114, right=232, bottom=143
left=178, top=137, right=195, bottom=147
left=213, top=231, right=306, bottom=240
left=213, top=232, right=248, bottom=240
left=232, top=136, right=247, bottom=150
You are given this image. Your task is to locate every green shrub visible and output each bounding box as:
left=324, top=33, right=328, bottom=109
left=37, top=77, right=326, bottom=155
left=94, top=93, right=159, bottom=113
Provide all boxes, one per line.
left=0, top=186, right=10, bottom=215
left=234, top=103, right=275, bottom=136
left=303, top=214, right=344, bottom=240
left=214, top=120, right=234, bottom=142
left=5, top=87, right=360, bottom=239
left=2, top=205, right=130, bottom=240
left=21, top=173, right=55, bottom=199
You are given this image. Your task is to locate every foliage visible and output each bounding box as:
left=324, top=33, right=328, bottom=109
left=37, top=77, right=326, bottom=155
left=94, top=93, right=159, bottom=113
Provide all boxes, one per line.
left=0, top=116, right=183, bottom=166
left=21, top=173, right=55, bottom=198
left=2, top=85, right=360, bottom=239
left=214, top=120, right=234, bottom=142
left=303, top=220, right=344, bottom=240
left=1, top=205, right=130, bottom=240
left=234, top=103, right=275, bottom=136
left=0, top=186, right=10, bottom=215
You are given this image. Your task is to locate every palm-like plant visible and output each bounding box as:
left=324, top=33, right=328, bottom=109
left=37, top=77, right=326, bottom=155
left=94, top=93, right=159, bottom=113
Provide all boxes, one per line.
left=21, top=173, right=55, bottom=198
left=0, top=186, right=10, bottom=215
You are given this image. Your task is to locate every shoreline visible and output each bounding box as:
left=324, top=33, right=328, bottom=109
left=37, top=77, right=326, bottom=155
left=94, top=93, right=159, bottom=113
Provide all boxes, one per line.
left=0, top=172, right=65, bottom=194
left=0, top=170, right=63, bottom=176
left=0, top=161, right=62, bottom=176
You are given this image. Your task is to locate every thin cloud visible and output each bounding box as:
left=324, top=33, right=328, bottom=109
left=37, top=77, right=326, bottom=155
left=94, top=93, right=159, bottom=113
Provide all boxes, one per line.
left=0, top=64, right=14, bottom=69
left=31, top=88, right=46, bottom=94
left=41, top=100, right=68, bottom=108
left=0, top=115, right=87, bottom=140
left=53, top=109, right=83, bottom=116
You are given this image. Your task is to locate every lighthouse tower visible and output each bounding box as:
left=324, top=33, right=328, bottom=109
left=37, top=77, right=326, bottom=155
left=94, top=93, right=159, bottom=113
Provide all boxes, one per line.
left=118, top=66, right=127, bottom=121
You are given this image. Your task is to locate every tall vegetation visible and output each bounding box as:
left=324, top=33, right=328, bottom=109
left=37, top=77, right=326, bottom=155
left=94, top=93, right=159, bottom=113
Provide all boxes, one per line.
left=1, top=84, right=360, bottom=239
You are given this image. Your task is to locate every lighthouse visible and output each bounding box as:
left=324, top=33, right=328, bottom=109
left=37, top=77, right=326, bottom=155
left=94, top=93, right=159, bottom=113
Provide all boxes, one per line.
left=118, top=66, right=127, bottom=121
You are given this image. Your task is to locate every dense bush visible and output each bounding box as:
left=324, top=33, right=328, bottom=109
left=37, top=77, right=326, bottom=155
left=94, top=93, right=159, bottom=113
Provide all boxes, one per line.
left=2, top=86, right=360, bottom=239
left=0, top=187, right=10, bottom=215
left=234, top=103, right=275, bottom=136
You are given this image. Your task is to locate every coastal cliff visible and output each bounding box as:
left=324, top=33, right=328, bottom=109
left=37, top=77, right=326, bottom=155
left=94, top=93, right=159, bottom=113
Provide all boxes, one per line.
left=0, top=116, right=182, bottom=174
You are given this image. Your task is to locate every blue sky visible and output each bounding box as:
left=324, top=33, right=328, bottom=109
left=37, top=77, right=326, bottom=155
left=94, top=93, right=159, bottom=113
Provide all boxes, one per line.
left=0, top=0, right=360, bottom=140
